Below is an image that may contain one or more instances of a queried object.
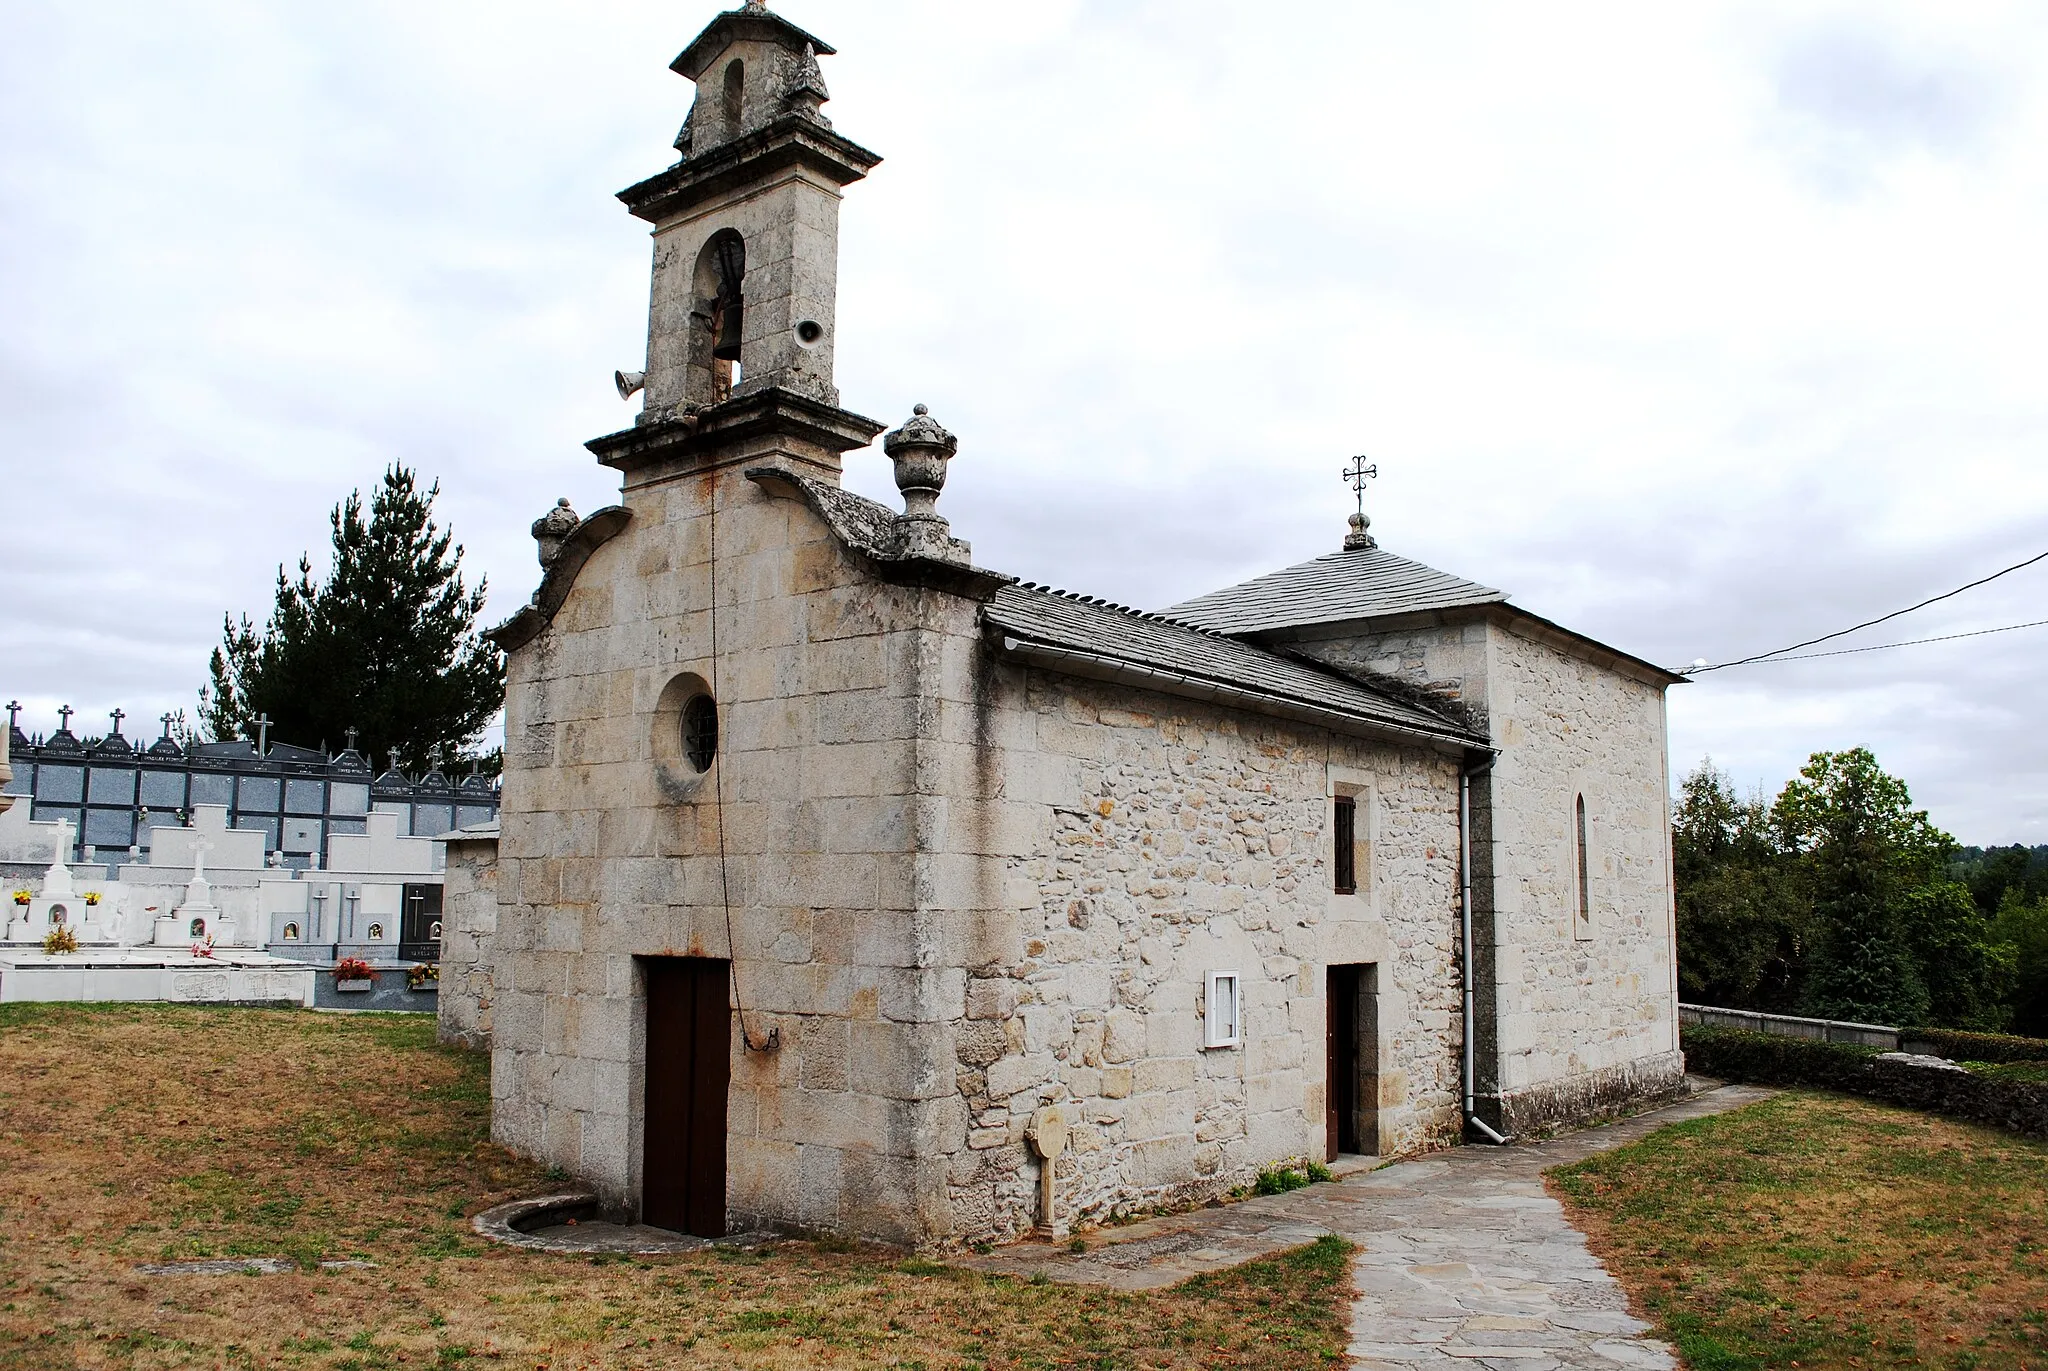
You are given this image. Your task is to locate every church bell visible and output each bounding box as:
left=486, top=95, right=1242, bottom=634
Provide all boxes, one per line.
left=712, top=294, right=744, bottom=362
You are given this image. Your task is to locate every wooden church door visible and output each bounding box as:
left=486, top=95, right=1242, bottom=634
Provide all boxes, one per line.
left=641, top=957, right=731, bottom=1237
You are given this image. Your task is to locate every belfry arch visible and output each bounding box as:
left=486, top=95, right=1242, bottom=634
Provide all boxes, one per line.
left=689, top=229, right=746, bottom=403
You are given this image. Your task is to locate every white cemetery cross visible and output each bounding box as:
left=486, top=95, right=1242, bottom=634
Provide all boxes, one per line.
left=41, top=818, right=77, bottom=899
left=12, top=819, right=78, bottom=943
left=1030, top=1105, right=1069, bottom=1237
left=158, top=837, right=219, bottom=947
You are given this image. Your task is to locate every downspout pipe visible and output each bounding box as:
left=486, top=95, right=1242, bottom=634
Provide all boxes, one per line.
left=1461, top=751, right=1511, bottom=1145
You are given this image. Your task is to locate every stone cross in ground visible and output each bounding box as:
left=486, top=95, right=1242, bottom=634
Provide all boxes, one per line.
left=189, top=837, right=214, bottom=883
left=1030, top=1106, right=1069, bottom=1237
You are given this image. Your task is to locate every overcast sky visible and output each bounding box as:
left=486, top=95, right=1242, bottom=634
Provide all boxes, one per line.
left=4, top=1, right=2047, bottom=843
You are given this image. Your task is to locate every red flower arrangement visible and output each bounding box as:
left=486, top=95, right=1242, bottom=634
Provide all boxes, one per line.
left=334, top=957, right=376, bottom=982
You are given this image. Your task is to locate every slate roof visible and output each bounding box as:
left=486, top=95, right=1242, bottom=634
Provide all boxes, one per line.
left=1164, top=546, right=1508, bottom=636
left=983, top=585, right=1486, bottom=748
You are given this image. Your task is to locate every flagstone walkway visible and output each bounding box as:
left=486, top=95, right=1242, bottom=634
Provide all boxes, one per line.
left=957, top=1082, right=1776, bottom=1370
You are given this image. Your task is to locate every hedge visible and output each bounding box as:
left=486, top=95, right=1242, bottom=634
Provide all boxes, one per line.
left=1898, top=1026, right=2048, bottom=1065
left=1680, top=1024, right=2048, bottom=1140
left=1680, top=1024, right=1882, bottom=1091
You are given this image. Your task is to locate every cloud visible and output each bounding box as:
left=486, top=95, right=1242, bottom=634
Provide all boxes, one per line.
left=1768, top=22, right=2008, bottom=194
left=4, top=1, right=2048, bottom=844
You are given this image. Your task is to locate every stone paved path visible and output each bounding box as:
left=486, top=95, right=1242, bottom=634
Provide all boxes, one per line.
left=958, top=1082, right=1776, bottom=1370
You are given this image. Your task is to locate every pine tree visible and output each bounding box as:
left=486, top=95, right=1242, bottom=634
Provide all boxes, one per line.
left=201, top=465, right=504, bottom=773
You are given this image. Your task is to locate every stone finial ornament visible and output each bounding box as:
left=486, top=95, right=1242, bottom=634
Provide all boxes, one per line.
left=1344, top=510, right=1377, bottom=552
left=531, top=498, right=581, bottom=568
left=783, top=42, right=831, bottom=125
left=883, top=405, right=966, bottom=563
left=884, top=405, right=957, bottom=523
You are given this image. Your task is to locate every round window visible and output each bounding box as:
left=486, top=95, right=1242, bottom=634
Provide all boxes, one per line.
left=683, top=694, right=719, bottom=773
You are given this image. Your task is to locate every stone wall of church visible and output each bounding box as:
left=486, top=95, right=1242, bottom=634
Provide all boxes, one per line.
left=935, top=662, right=1468, bottom=1244
left=1478, top=625, right=1683, bottom=1129
left=1275, top=614, right=1683, bottom=1133
left=489, top=463, right=951, bottom=1246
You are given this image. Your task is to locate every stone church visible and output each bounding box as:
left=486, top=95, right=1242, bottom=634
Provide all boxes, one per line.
left=448, top=2, right=1684, bottom=1248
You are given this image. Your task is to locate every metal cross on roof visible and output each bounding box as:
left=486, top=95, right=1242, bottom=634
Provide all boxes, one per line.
left=109, top=708, right=125, bottom=736
left=57, top=704, right=74, bottom=733
left=160, top=712, right=175, bottom=738
left=253, top=713, right=272, bottom=755
left=5, top=701, right=19, bottom=731
left=344, top=727, right=360, bottom=752
left=1342, top=455, right=1378, bottom=517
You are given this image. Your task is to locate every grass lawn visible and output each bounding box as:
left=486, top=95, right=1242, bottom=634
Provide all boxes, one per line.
left=1551, top=1091, right=2048, bottom=1371
left=0, top=1003, right=1353, bottom=1370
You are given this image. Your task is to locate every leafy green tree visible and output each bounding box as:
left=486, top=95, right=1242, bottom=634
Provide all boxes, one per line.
left=1903, top=881, right=2015, bottom=1031
left=1672, top=760, right=1810, bottom=1010
left=1993, top=892, right=2048, bottom=1037
left=201, top=465, right=504, bottom=773
left=1771, top=748, right=1950, bottom=1026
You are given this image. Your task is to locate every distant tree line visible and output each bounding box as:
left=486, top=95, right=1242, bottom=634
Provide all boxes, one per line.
left=1674, top=748, right=2048, bottom=1035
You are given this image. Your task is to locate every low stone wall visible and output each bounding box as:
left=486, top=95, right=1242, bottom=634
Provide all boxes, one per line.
left=0, top=952, right=314, bottom=1006
left=435, top=835, right=498, bottom=1048
left=1679, top=1003, right=1897, bottom=1049
left=1494, top=1048, right=1688, bottom=1137
left=1870, top=1053, right=2048, bottom=1140
left=1681, top=1025, right=2048, bottom=1141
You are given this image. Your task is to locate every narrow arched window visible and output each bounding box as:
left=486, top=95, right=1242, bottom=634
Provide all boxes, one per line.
left=1574, top=794, right=1591, bottom=932
left=723, top=59, right=745, bottom=132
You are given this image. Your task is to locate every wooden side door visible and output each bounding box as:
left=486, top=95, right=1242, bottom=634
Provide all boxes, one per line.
left=1327, top=964, right=1359, bottom=1159
left=641, top=957, right=731, bottom=1237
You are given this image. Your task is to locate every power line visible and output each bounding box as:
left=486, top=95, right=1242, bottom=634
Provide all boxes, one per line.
left=1688, top=547, right=2048, bottom=674
left=1705, top=616, right=2048, bottom=666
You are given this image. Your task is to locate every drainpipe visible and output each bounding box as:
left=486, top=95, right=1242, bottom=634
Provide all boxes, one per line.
left=1461, top=752, right=1510, bottom=1145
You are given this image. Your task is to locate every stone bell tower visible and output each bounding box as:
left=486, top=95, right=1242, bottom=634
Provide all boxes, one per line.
left=590, top=1, right=884, bottom=484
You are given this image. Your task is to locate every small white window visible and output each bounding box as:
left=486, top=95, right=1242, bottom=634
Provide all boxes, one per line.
left=1203, top=971, right=1241, bottom=1049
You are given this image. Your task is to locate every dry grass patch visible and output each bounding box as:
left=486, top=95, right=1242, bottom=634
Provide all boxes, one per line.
left=1550, top=1090, right=2048, bottom=1371
left=0, top=1003, right=1353, bottom=1369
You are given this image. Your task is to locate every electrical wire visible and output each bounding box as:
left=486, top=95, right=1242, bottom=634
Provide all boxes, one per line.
left=1688, top=547, right=2048, bottom=673
left=1705, top=616, right=2048, bottom=665
left=705, top=478, right=771, bottom=1053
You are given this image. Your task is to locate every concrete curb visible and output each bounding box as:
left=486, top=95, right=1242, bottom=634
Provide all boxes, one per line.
left=471, top=1192, right=711, bottom=1256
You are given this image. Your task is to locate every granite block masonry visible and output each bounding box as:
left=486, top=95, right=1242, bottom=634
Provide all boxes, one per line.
left=450, top=1, right=1686, bottom=1250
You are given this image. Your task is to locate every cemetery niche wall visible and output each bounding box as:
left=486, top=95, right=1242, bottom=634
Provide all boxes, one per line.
left=0, top=707, right=499, bottom=1009
left=3, top=709, right=498, bottom=870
